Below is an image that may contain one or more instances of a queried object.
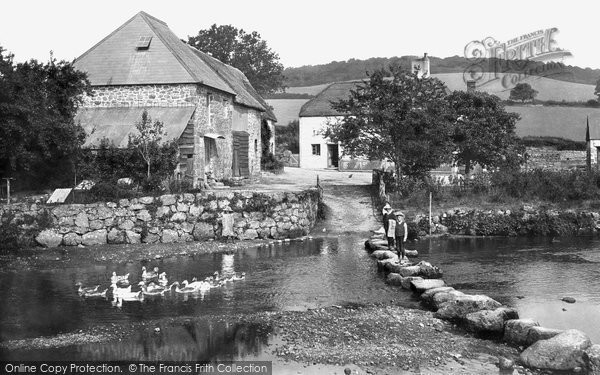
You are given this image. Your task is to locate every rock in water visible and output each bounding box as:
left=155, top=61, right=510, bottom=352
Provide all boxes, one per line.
left=420, top=287, right=456, bottom=307
left=386, top=273, right=403, bottom=286
left=417, top=261, right=443, bottom=279
left=434, top=294, right=502, bottom=321
left=464, top=307, right=519, bottom=334
left=562, top=297, right=576, bottom=303
left=371, top=250, right=398, bottom=261
left=526, top=326, right=564, bottom=346
left=520, top=329, right=592, bottom=371
left=401, top=276, right=422, bottom=290
left=398, top=265, right=421, bottom=277
left=583, top=344, right=600, bottom=374
left=410, top=279, right=446, bottom=293
left=504, top=319, right=539, bottom=346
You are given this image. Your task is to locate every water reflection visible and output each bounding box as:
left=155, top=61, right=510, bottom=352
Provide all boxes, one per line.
left=3, top=235, right=600, bottom=346
left=1, top=320, right=270, bottom=362
left=0, top=236, right=405, bottom=342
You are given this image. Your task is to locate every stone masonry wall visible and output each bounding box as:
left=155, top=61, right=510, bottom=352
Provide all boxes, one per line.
left=524, top=147, right=586, bottom=170
left=1, top=189, right=321, bottom=248
left=82, top=84, right=200, bottom=108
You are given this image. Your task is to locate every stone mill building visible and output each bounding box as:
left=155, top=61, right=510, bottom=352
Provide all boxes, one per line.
left=73, top=11, right=276, bottom=187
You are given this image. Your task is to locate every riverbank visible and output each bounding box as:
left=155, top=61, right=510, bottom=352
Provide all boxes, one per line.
left=0, top=169, right=581, bottom=374
left=1, top=303, right=526, bottom=375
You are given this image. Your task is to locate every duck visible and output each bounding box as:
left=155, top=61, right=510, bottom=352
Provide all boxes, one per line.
left=75, top=282, right=100, bottom=295
left=188, top=277, right=212, bottom=291
left=142, top=266, right=159, bottom=281
left=111, top=272, right=130, bottom=286
left=232, top=272, right=246, bottom=281
left=83, top=288, right=108, bottom=298
left=158, top=272, right=168, bottom=287
left=137, top=281, right=168, bottom=296
left=171, top=280, right=205, bottom=293
left=110, top=285, right=143, bottom=300
left=110, top=284, right=132, bottom=298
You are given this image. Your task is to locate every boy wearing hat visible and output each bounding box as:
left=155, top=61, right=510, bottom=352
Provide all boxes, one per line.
left=394, top=211, right=408, bottom=260
left=382, top=203, right=395, bottom=250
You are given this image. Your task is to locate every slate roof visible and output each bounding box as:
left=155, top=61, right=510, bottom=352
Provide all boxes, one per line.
left=73, top=11, right=275, bottom=121
left=189, top=47, right=276, bottom=120
left=299, top=81, right=363, bottom=117
left=75, top=107, right=196, bottom=148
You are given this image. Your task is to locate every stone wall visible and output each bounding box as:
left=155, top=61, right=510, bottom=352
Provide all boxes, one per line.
left=524, top=147, right=586, bottom=170
left=81, top=83, right=263, bottom=184
left=1, top=189, right=321, bottom=248
left=82, top=84, right=200, bottom=108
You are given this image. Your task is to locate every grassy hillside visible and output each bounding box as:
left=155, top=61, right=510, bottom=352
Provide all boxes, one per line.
left=507, top=105, right=600, bottom=141
left=284, top=56, right=600, bottom=88
left=267, top=99, right=309, bottom=126
left=285, top=73, right=596, bottom=102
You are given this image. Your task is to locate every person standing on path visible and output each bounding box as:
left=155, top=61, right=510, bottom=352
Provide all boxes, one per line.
left=394, top=211, right=408, bottom=260
left=382, top=203, right=395, bottom=250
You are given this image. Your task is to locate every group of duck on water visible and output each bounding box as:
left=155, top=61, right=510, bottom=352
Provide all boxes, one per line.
left=75, top=266, right=246, bottom=305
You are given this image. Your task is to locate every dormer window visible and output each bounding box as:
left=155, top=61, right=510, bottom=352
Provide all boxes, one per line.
left=136, top=36, right=152, bottom=50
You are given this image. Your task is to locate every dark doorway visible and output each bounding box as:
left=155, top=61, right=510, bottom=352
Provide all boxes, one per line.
left=327, top=144, right=339, bottom=168
left=232, top=131, right=250, bottom=177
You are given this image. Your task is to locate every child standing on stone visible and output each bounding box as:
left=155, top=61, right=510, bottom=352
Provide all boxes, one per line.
left=394, top=211, right=408, bottom=260
left=382, top=203, right=395, bottom=250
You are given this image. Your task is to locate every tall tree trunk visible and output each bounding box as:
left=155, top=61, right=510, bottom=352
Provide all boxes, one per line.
left=147, top=162, right=150, bottom=178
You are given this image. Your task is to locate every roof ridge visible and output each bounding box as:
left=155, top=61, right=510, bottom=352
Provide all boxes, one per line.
left=138, top=11, right=168, bottom=26
left=141, top=14, right=201, bottom=83
left=187, top=45, right=239, bottom=95
left=75, top=13, right=141, bottom=63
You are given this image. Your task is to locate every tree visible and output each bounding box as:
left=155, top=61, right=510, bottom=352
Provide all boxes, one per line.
left=509, top=83, right=538, bottom=102
left=447, top=91, right=524, bottom=174
left=275, top=120, right=299, bottom=153
left=595, top=77, right=600, bottom=101
left=0, top=46, right=90, bottom=190
left=188, top=25, right=285, bottom=94
left=324, top=67, right=454, bottom=180
left=129, top=111, right=166, bottom=178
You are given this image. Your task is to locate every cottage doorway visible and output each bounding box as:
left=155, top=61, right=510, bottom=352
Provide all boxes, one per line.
left=232, top=131, right=250, bottom=177
left=327, top=144, right=339, bottom=168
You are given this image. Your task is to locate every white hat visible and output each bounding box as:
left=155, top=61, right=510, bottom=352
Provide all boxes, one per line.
left=383, top=203, right=392, bottom=211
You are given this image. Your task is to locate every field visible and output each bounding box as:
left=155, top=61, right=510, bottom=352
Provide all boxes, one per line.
left=266, top=99, right=309, bottom=126
left=508, top=105, right=600, bottom=140
left=285, top=73, right=596, bottom=102
left=270, top=74, right=598, bottom=138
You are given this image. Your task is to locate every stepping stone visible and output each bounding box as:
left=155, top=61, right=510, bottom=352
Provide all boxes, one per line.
left=411, top=279, right=446, bottom=293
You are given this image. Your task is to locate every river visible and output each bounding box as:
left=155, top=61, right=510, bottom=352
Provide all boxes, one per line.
left=1, top=234, right=599, bottom=360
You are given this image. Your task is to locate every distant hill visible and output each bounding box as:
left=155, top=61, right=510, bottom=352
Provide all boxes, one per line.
left=283, top=56, right=600, bottom=88
left=285, top=72, right=596, bottom=102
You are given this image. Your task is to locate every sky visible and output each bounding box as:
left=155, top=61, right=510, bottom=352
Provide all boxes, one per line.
left=1, top=0, right=598, bottom=70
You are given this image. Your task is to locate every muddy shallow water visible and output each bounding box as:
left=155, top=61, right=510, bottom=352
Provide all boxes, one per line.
left=1, top=234, right=600, bottom=357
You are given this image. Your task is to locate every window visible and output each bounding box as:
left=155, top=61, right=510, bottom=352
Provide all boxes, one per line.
left=136, top=36, right=152, bottom=50
left=312, top=144, right=321, bottom=156
left=254, top=139, right=258, bottom=154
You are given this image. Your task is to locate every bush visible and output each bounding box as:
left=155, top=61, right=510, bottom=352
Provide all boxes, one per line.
left=261, top=152, right=285, bottom=173
left=90, top=182, right=137, bottom=201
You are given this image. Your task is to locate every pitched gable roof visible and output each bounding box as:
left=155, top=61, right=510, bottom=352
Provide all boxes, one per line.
left=73, top=11, right=233, bottom=94
left=299, top=81, right=363, bottom=117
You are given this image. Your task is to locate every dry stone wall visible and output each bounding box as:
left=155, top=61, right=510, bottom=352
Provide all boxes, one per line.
left=1, top=189, right=321, bottom=248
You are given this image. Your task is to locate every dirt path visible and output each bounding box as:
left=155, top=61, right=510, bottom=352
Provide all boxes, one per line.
left=258, top=168, right=379, bottom=234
